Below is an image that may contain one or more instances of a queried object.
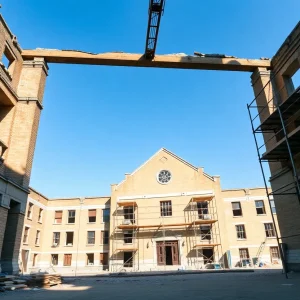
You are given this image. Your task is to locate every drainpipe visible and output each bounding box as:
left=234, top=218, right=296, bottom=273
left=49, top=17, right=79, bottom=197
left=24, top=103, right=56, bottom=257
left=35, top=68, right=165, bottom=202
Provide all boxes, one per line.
left=74, top=197, right=84, bottom=277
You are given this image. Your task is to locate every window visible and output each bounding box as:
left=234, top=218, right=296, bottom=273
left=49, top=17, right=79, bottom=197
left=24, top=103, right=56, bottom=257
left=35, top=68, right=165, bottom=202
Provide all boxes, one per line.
left=32, top=254, right=38, bottom=267
left=124, top=230, right=133, bottom=244
left=270, top=200, right=276, bottom=214
left=123, top=252, right=133, bottom=267
left=239, top=248, right=250, bottom=259
left=124, top=207, right=135, bottom=223
left=157, top=170, right=172, bottom=184
left=88, top=209, right=96, bottom=223
left=160, top=201, right=172, bottom=217
left=23, top=227, right=29, bottom=244
left=100, top=253, right=109, bottom=267
left=53, top=232, right=60, bottom=245
left=1, top=46, right=16, bottom=77
left=51, top=254, right=58, bottom=266
left=35, top=230, right=40, bottom=245
left=68, top=210, right=76, bottom=224
left=54, top=211, right=62, bottom=224
left=102, top=208, right=110, bottom=223
left=66, top=232, right=74, bottom=246
left=86, top=253, right=94, bottom=265
left=255, top=200, right=266, bottom=215
left=38, top=209, right=43, bottom=223
left=232, top=202, right=242, bottom=217
left=64, top=254, right=72, bottom=266
left=270, top=247, right=280, bottom=262
left=197, top=202, right=209, bottom=219
left=236, top=225, right=247, bottom=239
left=200, top=225, right=211, bottom=240
left=101, top=231, right=109, bottom=245
left=264, top=223, right=276, bottom=238
left=87, top=231, right=95, bottom=245
left=27, top=203, right=33, bottom=219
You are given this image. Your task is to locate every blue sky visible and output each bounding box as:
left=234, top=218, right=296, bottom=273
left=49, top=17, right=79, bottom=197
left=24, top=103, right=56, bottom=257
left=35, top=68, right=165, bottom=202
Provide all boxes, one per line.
left=3, top=1, right=300, bottom=198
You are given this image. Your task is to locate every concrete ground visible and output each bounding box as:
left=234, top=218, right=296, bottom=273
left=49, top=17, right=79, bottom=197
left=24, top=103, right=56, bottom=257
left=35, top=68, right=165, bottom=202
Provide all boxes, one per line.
left=1, top=270, right=300, bottom=300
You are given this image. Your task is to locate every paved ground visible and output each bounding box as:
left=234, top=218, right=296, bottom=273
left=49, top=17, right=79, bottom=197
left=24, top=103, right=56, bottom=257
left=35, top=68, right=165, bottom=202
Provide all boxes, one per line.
left=1, top=270, right=300, bottom=300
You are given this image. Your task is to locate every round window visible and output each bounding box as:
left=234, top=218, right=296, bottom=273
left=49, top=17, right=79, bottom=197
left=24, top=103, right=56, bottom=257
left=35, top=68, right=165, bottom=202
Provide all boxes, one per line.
left=157, top=170, right=172, bottom=184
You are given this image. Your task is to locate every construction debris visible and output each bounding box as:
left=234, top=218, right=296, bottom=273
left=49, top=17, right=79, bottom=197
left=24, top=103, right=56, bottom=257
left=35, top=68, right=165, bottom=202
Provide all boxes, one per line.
left=27, top=274, right=62, bottom=288
left=194, top=52, right=237, bottom=58
left=0, top=275, right=27, bottom=292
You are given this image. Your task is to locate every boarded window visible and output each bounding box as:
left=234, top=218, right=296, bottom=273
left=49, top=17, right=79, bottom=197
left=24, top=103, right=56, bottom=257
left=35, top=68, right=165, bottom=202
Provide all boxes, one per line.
left=27, top=203, right=33, bottom=219
left=51, top=254, right=58, bottom=266
left=100, top=253, right=109, bottom=266
left=64, top=254, right=72, bottom=266
left=87, top=253, right=94, bottom=265
left=232, top=202, right=242, bottom=217
left=124, top=230, right=133, bottom=244
left=68, top=210, right=76, bottom=223
left=123, top=252, right=133, bottom=267
left=101, top=231, right=109, bottom=245
left=88, top=209, right=96, bottom=223
left=160, top=201, right=172, bottom=217
left=255, top=200, right=266, bottom=215
left=264, top=223, right=276, bottom=237
left=53, top=232, right=60, bottom=245
left=23, top=227, right=29, bottom=243
left=87, top=231, right=95, bottom=245
left=54, top=211, right=62, bottom=224
left=66, top=232, right=74, bottom=246
left=236, top=225, right=246, bottom=239
left=102, top=209, right=110, bottom=223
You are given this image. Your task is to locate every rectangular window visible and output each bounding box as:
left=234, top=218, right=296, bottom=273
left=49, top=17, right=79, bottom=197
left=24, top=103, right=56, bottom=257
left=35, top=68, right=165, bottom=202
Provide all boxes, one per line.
left=54, top=211, right=63, bottom=224
left=32, top=254, right=38, bottom=267
left=123, top=252, right=133, bottom=267
left=197, top=202, right=209, bottom=219
left=2, top=46, right=16, bottom=77
left=270, top=200, right=276, bottom=214
left=102, top=208, right=110, bottom=223
left=87, top=231, right=95, bottom=245
left=35, top=230, right=40, bottom=245
left=160, top=201, right=172, bottom=217
left=200, top=225, right=211, bottom=240
left=64, top=254, right=72, bottom=266
left=27, top=203, right=33, bottom=219
left=124, top=230, right=133, bottom=244
left=239, top=248, right=250, bottom=259
left=124, top=207, right=135, bottom=223
left=101, top=231, right=109, bottom=245
left=38, top=209, right=43, bottom=223
left=232, top=202, right=242, bottom=217
left=51, top=254, right=58, bottom=266
left=68, top=210, right=76, bottom=224
left=23, top=227, right=29, bottom=244
left=255, top=200, right=266, bottom=215
left=236, top=225, right=247, bottom=239
left=264, top=223, right=276, bottom=238
left=270, top=246, right=280, bottom=262
left=100, top=253, right=109, bottom=266
left=86, top=253, right=94, bottom=265
left=53, top=232, right=60, bottom=245
left=66, top=232, right=74, bottom=246
left=88, top=209, right=97, bottom=223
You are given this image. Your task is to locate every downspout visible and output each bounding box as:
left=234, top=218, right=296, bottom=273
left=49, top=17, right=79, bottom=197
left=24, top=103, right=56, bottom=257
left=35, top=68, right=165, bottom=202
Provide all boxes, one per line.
left=74, top=197, right=84, bottom=277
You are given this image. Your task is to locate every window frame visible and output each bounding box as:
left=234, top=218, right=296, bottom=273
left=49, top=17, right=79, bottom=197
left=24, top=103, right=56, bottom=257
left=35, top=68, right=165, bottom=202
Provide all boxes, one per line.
left=87, top=231, right=95, bottom=245
left=27, top=203, right=33, bottom=220
left=86, top=253, right=94, bottom=265
left=32, top=253, right=38, bottom=267
left=53, top=232, right=60, bottom=245
left=231, top=202, right=243, bottom=217
left=88, top=209, right=97, bottom=223
left=270, top=200, right=276, bottom=214
left=100, top=253, right=109, bottom=267
left=239, top=248, right=250, bottom=259
left=270, top=246, right=280, bottom=262
left=160, top=200, right=172, bottom=217
left=264, top=223, right=276, bottom=238
left=23, top=226, right=30, bottom=244
left=66, top=232, right=74, bottom=246
left=235, top=224, right=247, bottom=239
left=255, top=200, right=266, bottom=215
left=124, top=230, right=133, bottom=244
left=63, top=254, right=72, bottom=266
left=54, top=211, right=63, bottom=224
left=51, top=254, right=59, bottom=266
left=38, top=208, right=43, bottom=223
left=101, top=230, right=109, bottom=245
left=68, top=210, right=76, bottom=224
left=102, top=208, right=110, bottom=223
left=35, top=230, right=41, bottom=245
left=123, top=251, right=133, bottom=267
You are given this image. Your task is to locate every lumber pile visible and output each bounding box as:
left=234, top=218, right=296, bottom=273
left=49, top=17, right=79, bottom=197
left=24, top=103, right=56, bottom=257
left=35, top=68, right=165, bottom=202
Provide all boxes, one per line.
left=27, top=274, right=62, bottom=288
left=0, top=275, right=27, bottom=291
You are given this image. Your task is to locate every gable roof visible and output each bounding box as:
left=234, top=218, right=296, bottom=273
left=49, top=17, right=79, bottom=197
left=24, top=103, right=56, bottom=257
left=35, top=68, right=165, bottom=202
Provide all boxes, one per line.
left=116, top=148, right=214, bottom=188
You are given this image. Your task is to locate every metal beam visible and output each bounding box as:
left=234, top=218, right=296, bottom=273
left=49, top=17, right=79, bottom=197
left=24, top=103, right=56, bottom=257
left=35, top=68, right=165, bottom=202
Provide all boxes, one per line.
left=21, top=49, right=272, bottom=72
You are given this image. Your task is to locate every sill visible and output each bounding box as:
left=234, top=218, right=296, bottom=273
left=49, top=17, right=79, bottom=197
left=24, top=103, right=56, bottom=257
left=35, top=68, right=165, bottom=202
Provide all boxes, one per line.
left=86, top=264, right=95, bottom=267
left=65, top=245, right=73, bottom=247
left=88, top=222, right=96, bottom=224
left=233, top=216, right=243, bottom=218
left=67, top=223, right=75, bottom=225
left=38, top=221, right=43, bottom=224
left=237, top=239, right=247, bottom=241
left=23, top=243, right=29, bottom=245
left=266, top=237, right=276, bottom=239
left=53, top=223, right=62, bottom=225
left=27, top=218, right=32, bottom=221
left=161, top=216, right=173, bottom=218
left=35, top=244, right=40, bottom=247
left=256, top=214, right=267, bottom=216
left=86, top=244, right=95, bottom=246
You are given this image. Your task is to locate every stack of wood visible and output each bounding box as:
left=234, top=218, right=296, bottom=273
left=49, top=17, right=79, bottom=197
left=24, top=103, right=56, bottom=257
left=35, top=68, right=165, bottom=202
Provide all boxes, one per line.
left=28, top=274, right=62, bottom=288
left=0, top=275, right=27, bottom=291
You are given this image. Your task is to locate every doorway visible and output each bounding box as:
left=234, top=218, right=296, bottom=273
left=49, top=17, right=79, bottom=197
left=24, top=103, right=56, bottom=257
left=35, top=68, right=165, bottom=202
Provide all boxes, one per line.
left=21, top=250, right=29, bottom=273
left=156, top=241, right=179, bottom=266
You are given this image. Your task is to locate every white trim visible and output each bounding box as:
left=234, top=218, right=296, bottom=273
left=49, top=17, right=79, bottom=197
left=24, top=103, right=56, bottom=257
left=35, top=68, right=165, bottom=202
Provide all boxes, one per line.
left=30, top=250, right=110, bottom=254
left=261, top=221, right=273, bottom=223
left=232, top=222, right=246, bottom=225
left=223, top=196, right=267, bottom=202
left=47, top=205, right=110, bottom=211
left=230, top=244, right=278, bottom=249
left=118, top=190, right=214, bottom=201
left=28, top=197, right=47, bottom=210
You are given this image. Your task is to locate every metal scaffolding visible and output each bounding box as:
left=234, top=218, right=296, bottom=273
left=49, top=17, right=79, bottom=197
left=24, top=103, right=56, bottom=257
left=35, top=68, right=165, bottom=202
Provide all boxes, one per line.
left=110, top=195, right=224, bottom=273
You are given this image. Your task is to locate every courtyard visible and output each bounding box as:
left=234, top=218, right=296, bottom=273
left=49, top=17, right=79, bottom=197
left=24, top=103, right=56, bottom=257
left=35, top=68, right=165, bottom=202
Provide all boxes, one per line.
left=1, top=270, right=300, bottom=300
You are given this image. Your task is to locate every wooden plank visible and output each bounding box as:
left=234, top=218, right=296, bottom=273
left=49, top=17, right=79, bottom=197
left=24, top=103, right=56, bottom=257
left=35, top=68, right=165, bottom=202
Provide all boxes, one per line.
left=21, top=49, right=271, bottom=72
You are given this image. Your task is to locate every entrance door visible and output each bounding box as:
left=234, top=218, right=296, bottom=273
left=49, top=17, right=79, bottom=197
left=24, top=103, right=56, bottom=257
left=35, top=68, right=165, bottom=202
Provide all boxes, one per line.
left=156, top=241, right=179, bottom=266
left=21, top=250, right=29, bottom=273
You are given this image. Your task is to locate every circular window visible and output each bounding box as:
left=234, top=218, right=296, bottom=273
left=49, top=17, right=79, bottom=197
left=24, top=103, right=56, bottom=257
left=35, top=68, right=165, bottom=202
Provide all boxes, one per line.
left=157, top=170, right=172, bottom=184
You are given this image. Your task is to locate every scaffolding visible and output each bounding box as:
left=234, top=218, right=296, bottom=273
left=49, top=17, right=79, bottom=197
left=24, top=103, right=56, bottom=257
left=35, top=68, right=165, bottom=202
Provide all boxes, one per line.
left=110, top=195, right=224, bottom=273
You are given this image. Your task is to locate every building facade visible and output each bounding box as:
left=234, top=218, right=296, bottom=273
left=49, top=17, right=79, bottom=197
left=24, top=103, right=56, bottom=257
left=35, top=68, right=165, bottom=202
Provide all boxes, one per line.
left=19, top=149, right=281, bottom=275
